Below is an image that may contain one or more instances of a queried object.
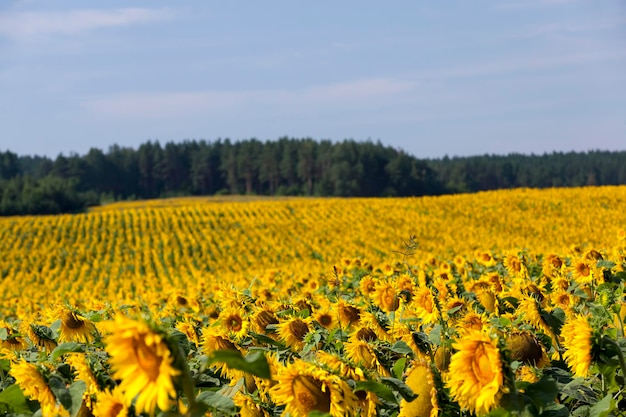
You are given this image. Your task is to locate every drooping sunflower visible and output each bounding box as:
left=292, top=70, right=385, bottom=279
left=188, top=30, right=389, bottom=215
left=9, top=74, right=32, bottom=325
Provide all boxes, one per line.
left=344, top=339, right=378, bottom=370
left=22, top=322, right=57, bottom=352
left=252, top=308, right=279, bottom=335
left=374, top=281, right=400, bottom=312
left=270, top=359, right=358, bottom=417
left=0, top=321, right=27, bottom=351
left=398, top=360, right=438, bottom=417
left=66, top=352, right=100, bottom=401
left=561, top=315, right=593, bottom=377
left=10, top=359, right=62, bottom=417
left=277, top=317, right=311, bottom=351
left=92, top=387, right=129, bottom=417
left=55, top=305, right=96, bottom=343
left=201, top=328, right=244, bottom=380
left=506, top=331, right=549, bottom=368
left=413, top=287, right=440, bottom=325
left=100, top=315, right=180, bottom=415
left=446, top=330, right=504, bottom=415
left=337, top=300, right=361, bottom=328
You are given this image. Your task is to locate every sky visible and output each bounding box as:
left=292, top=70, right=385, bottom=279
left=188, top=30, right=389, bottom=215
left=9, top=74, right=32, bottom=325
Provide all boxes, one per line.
left=1, top=0, right=625, bottom=159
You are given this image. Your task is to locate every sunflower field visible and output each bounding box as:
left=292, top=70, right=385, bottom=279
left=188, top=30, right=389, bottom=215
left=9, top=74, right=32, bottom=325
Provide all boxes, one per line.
left=0, top=186, right=625, bottom=417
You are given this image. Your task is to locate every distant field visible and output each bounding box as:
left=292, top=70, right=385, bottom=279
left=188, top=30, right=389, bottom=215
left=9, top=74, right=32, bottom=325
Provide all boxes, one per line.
left=0, top=186, right=624, bottom=416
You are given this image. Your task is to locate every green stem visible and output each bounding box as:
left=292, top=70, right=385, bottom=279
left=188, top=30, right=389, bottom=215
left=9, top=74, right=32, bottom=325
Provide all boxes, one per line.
left=602, top=335, right=626, bottom=389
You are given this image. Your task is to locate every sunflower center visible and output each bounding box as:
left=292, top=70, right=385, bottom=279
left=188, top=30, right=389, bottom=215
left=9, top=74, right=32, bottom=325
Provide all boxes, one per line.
left=256, top=311, right=278, bottom=330
left=215, top=336, right=237, bottom=351
left=134, top=339, right=162, bottom=380
left=226, top=315, right=243, bottom=332
left=110, top=403, right=124, bottom=417
left=289, top=320, right=309, bottom=341
left=318, top=314, right=333, bottom=327
left=292, top=375, right=331, bottom=413
left=356, top=328, right=377, bottom=342
left=340, top=306, right=360, bottom=324
left=64, top=312, right=85, bottom=330
left=471, top=344, right=495, bottom=385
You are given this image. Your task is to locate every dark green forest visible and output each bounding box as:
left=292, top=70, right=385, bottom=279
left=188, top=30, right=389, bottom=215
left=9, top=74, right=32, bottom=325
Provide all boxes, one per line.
left=1, top=137, right=625, bottom=216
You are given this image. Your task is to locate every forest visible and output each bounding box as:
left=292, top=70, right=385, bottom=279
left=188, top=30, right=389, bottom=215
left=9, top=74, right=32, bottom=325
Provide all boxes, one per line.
left=1, top=137, right=625, bottom=215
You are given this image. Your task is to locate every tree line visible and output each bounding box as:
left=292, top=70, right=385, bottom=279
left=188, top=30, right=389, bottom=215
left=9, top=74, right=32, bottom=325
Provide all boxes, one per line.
left=1, top=138, right=625, bottom=215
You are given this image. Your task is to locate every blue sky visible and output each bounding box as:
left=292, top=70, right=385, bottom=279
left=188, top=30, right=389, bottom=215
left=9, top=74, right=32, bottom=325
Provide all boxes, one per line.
left=1, top=0, right=625, bottom=159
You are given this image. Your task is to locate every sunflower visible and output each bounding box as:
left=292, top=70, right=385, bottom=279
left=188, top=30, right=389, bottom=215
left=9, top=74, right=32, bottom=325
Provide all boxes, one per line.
left=413, top=287, right=440, bottom=325
left=504, top=253, right=525, bottom=278
left=398, top=360, right=438, bottom=417
left=93, top=387, right=129, bottom=417
left=218, top=307, right=250, bottom=340
left=344, top=340, right=377, bottom=370
left=446, top=330, right=504, bottom=415
left=572, top=261, right=593, bottom=285
left=10, top=359, right=62, bottom=417
left=55, top=305, right=96, bottom=343
left=277, top=317, right=311, bottom=351
left=506, top=331, right=549, bottom=368
left=175, top=316, right=201, bottom=346
left=66, top=352, right=100, bottom=399
left=0, top=321, right=28, bottom=351
left=201, top=328, right=244, bottom=379
left=374, top=281, right=400, bottom=312
left=359, top=275, right=377, bottom=296
left=313, top=308, right=338, bottom=331
left=271, top=359, right=358, bottom=417
left=252, top=308, right=280, bottom=334
left=337, top=300, right=361, bottom=328
left=22, top=322, right=57, bottom=352
left=561, top=315, right=593, bottom=377
left=100, top=315, right=180, bottom=415
left=316, top=351, right=366, bottom=381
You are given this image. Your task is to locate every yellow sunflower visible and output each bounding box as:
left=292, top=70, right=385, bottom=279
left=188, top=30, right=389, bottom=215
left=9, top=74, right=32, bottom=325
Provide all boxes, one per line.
left=271, top=359, right=358, bottom=417
left=277, top=317, right=311, bottom=351
left=201, top=328, right=244, bottom=380
left=313, top=308, right=338, bottom=331
left=506, top=331, right=549, bottom=368
left=344, top=340, right=377, bottom=370
left=359, top=275, right=377, bottom=296
left=446, top=330, right=504, bottom=415
left=337, top=300, right=361, bottom=328
left=100, top=315, right=180, bottom=415
left=413, top=287, right=440, bottom=325
left=22, top=322, right=57, bottom=352
left=92, top=387, right=129, bottom=417
left=55, top=306, right=96, bottom=343
left=10, top=359, right=63, bottom=417
left=218, top=307, right=250, bottom=340
left=66, top=352, right=99, bottom=400
left=398, top=360, right=438, bottom=417
left=374, top=281, right=400, bottom=312
left=561, top=315, right=593, bottom=377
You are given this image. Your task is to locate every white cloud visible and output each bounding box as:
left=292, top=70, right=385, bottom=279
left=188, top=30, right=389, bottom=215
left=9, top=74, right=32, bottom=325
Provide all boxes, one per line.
left=81, top=78, right=418, bottom=120
left=0, top=8, right=171, bottom=39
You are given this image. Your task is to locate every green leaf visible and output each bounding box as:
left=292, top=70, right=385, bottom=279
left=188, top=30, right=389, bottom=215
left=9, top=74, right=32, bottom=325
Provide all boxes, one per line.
left=0, top=328, right=7, bottom=341
left=523, top=375, right=559, bottom=411
left=196, top=390, right=236, bottom=414
left=392, top=357, right=407, bottom=379
left=540, top=404, right=570, bottom=417
left=48, top=375, right=73, bottom=411
left=429, top=325, right=442, bottom=345
left=588, top=393, right=615, bottom=417
left=69, top=381, right=86, bottom=417
left=596, top=260, right=616, bottom=269
left=353, top=380, right=396, bottom=403
left=86, top=312, right=103, bottom=322
left=390, top=340, right=413, bottom=356
left=0, top=384, right=34, bottom=414
left=50, top=342, right=84, bottom=361
left=381, top=377, right=417, bottom=402
left=208, top=350, right=271, bottom=379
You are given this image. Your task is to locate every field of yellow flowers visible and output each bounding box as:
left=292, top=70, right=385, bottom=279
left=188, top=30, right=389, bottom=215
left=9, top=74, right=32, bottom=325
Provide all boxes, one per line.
left=0, top=186, right=625, bottom=416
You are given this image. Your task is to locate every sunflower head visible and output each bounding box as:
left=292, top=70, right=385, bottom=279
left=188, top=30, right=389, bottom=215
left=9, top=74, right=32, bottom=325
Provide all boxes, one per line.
left=446, top=330, right=504, bottom=415
left=55, top=305, right=96, bottom=343
left=506, top=331, right=547, bottom=367
left=561, top=315, right=593, bottom=377
left=374, top=281, right=400, bottom=312
left=277, top=317, right=311, bottom=351
left=100, top=315, right=180, bottom=415
left=399, top=360, right=438, bottom=417
left=271, top=360, right=357, bottom=417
